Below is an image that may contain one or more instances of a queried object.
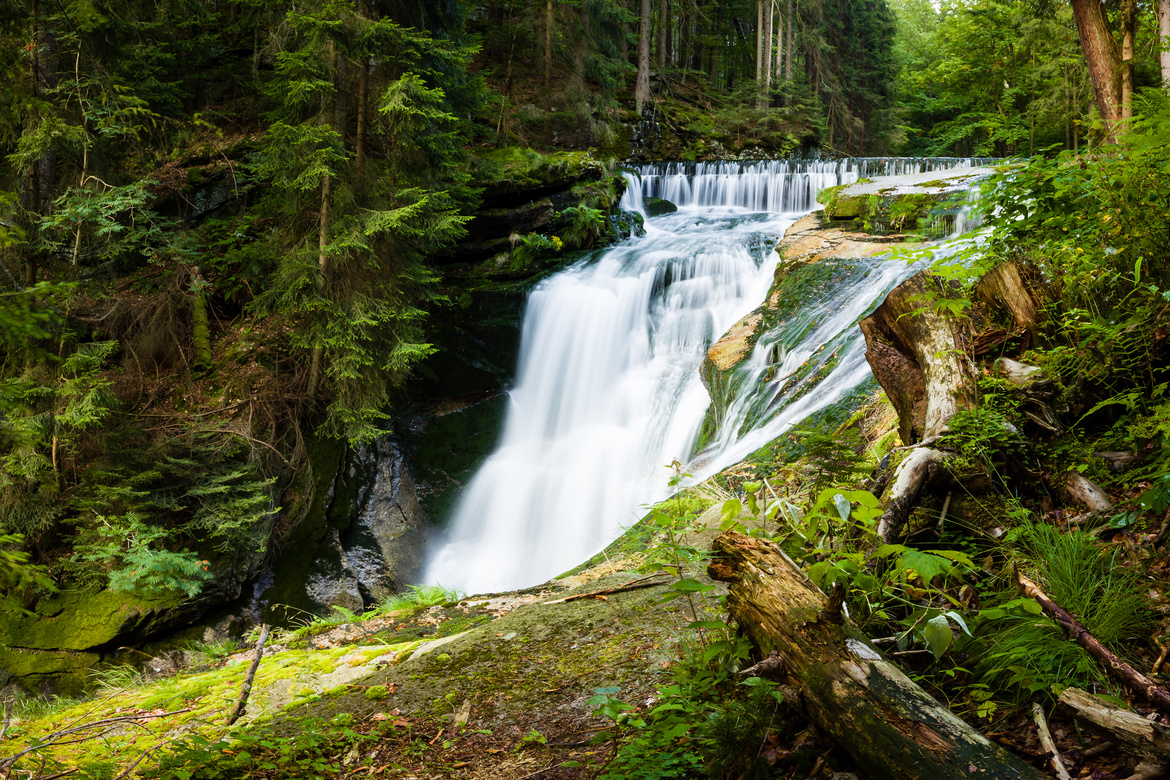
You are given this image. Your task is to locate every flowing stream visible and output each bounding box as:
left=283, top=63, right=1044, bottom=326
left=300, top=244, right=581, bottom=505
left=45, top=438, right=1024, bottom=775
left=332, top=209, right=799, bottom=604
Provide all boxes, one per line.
left=424, top=158, right=988, bottom=595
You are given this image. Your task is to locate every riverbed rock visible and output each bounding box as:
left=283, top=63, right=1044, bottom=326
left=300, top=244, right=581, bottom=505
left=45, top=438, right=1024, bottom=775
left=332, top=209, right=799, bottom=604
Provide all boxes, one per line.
left=817, top=166, right=994, bottom=235
left=642, top=196, right=678, bottom=216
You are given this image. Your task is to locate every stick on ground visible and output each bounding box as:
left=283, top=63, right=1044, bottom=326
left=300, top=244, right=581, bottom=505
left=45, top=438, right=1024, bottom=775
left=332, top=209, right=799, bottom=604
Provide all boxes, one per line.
left=1031, top=703, right=1071, bottom=780
left=226, top=624, right=270, bottom=726
left=1015, top=567, right=1170, bottom=713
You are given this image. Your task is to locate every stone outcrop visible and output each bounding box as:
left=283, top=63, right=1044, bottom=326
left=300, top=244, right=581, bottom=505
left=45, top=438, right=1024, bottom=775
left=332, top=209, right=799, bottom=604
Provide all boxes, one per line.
left=817, top=166, right=995, bottom=235
left=259, top=436, right=428, bottom=621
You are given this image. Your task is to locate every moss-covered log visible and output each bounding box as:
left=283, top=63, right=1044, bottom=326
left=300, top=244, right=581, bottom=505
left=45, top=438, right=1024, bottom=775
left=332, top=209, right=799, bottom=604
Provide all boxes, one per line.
left=708, top=531, right=1045, bottom=780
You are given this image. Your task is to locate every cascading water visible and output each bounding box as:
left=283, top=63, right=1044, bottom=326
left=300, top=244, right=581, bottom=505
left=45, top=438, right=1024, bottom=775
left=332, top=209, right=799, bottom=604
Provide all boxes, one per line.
left=424, top=158, right=989, bottom=596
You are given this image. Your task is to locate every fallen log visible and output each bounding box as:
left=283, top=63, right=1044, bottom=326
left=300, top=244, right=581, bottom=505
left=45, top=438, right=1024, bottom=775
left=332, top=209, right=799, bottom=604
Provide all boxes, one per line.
left=1058, top=687, right=1170, bottom=767
left=1015, top=568, right=1170, bottom=713
left=708, top=531, right=1045, bottom=780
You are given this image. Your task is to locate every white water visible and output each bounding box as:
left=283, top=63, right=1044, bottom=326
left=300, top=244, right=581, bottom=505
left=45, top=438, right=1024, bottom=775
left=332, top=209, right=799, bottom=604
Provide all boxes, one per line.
left=424, top=158, right=987, bottom=596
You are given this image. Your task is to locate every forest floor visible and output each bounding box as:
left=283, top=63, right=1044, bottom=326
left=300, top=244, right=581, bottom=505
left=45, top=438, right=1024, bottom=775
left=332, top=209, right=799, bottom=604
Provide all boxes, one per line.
left=4, top=483, right=1158, bottom=779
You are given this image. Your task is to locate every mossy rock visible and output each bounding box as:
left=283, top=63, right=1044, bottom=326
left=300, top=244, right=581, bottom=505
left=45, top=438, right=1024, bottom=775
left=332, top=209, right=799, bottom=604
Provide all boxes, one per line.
left=0, top=647, right=100, bottom=696
left=0, top=586, right=194, bottom=694
left=643, top=196, right=678, bottom=217
left=816, top=182, right=868, bottom=219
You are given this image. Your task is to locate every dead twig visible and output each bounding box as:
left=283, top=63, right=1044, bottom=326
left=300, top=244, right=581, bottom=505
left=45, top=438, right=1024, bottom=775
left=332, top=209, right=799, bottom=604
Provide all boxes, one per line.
left=1031, top=703, right=1071, bottom=780
left=111, top=740, right=168, bottom=780
left=226, top=624, right=270, bottom=726
left=1016, top=565, right=1170, bottom=713
left=1153, top=642, right=1169, bottom=677
left=208, top=429, right=291, bottom=467
left=542, top=575, right=670, bottom=605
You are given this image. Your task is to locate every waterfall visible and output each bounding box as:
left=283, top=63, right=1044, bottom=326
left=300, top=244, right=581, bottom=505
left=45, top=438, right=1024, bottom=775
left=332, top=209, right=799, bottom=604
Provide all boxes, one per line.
left=424, top=158, right=985, bottom=596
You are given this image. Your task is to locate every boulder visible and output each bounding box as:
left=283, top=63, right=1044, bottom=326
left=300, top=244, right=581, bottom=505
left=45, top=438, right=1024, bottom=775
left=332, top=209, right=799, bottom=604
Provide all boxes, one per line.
left=642, top=196, right=678, bottom=216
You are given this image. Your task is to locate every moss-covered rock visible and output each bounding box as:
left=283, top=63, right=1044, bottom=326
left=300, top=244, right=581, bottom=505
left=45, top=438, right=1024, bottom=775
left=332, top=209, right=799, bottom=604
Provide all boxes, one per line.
left=815, top=167, right=994, bottom=235
left=643, top=196, right=678, bottom=216
left=0, top=586, right=195, bottom=694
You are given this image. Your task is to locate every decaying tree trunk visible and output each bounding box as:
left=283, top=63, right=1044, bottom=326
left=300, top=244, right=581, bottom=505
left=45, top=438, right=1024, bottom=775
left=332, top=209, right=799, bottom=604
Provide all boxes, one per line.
left=1059, top=687, right=1170, bottom=779
left=708, top=531, right=1046, bottom=780
left=859, top=271, right=976, bottom=447
left=974, top=261, right=1042, bottom=335
left=859, top=271, right=977, bottom=543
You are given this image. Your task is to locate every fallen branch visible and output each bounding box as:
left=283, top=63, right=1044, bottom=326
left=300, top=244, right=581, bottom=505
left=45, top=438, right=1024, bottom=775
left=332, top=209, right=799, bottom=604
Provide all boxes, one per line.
left=111, top=739, right=168, bottom=780
left=542, top=575, right=670, bottom=604
left=875, top=447, right=948, bottom=545
left=1016, top=568, right=1170, bottom=712
left=1031, top=703, right=1071, bottom=780
left=226, top=624, right=270, bottom=726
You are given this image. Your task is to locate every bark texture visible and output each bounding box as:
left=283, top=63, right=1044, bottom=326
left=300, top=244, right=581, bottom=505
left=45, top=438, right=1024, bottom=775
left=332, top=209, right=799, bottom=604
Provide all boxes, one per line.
left=1059, top=687, right=1170, bottom=765
left=859, top=271, right=977, bottom=445
left=860, top=271, right=978, bottom=544
left=974, top=261, right=1042, bottom=334
left=708, top=531, right=1046, bottom=780
left=1069, top=0, right=1121, bottom=139
left=635, top=0, right=652, bottom=114
left=1159, top=0, right=1170, bottom=88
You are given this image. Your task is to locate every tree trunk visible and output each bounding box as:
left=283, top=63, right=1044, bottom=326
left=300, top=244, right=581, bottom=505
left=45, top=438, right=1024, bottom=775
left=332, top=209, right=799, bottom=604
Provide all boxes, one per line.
left=859, top=271, right=977, bottom=544
left=859, top=271, right=977, bottom=446
left=544, top=0, right=553, bottom=88
left=1069, top=0, right=1121, bottom=141
left=709, top=1, right=722, bottom=86
left=784, top=0, right=794, bottom=85
left=191, top=267, right=212, bottom=372
left=775, top=8, right=784, bottom=86
left=1159, top=0, right=1170, bottom=88
left=763, top=0, right=774, bottom=99
left=658, top=0, right=668, bottom=70
left=1121, top=0, right=1135, bottom=123
left=635, top=0, right=651, bottom=113
left=620, top=0, right=629, bottom=62
left=707, top=531, right=1047, bottom=780
left=973, top=260, right=1042, bottom=335
left=308, top=172, right=331, bottom=400
left=756, top=0, right=763, bottom=86
left=355, top=59, right=369, bottom=178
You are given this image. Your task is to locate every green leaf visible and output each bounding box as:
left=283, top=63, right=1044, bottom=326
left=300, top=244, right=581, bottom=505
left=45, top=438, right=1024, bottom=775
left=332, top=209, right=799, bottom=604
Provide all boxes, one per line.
left=832, top=493, right=852, bottom=523
left=922, top=614, right=953, bottom=658
left=942, top=610, right=971, bottom=636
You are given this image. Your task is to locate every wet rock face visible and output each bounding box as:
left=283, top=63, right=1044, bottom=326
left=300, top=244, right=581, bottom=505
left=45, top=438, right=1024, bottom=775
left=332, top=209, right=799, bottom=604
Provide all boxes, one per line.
left=298, top=437, right=428, bottom=614
left=340, top=438, right=427, bottom=604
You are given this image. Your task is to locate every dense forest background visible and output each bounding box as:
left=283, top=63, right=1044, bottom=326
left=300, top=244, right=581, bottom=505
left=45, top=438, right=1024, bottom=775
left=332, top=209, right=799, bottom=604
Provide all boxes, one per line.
left=0, top=0, right=1166, bottom=610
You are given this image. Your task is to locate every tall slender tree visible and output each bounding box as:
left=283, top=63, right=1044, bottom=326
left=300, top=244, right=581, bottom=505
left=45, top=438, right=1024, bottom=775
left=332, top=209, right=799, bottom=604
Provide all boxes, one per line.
left=635, top=0, right=651, bottom=112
